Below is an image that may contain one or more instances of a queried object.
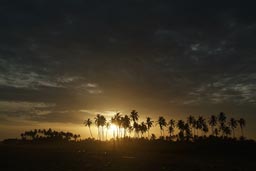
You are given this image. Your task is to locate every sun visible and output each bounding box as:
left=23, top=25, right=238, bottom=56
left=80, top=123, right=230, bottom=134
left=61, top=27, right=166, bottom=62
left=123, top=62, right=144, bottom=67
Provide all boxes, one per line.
left=110, top=124, right=117, bottom=132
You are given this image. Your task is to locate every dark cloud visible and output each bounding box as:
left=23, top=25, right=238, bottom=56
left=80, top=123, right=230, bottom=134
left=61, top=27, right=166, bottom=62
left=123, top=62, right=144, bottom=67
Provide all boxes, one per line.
left=0, top=0, right=256, bottom=135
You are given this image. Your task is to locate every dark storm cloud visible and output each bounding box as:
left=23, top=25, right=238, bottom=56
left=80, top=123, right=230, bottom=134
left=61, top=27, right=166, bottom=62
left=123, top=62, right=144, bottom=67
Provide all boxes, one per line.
left=0, top=0, right=256, bottom=123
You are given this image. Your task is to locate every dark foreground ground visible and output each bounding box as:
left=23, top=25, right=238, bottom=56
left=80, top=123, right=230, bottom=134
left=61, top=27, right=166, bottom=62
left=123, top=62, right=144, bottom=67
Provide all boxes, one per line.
left=0, top=139, right=255, bottom=171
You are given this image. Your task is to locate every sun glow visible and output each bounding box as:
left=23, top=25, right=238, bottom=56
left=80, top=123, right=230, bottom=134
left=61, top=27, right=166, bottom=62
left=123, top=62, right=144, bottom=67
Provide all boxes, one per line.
left=110, top=124, right=117, bottom=132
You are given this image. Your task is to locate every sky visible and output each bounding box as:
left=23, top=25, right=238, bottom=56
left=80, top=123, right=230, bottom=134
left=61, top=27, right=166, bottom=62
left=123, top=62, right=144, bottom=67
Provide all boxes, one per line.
left=0, top=0, right=256, bottom=140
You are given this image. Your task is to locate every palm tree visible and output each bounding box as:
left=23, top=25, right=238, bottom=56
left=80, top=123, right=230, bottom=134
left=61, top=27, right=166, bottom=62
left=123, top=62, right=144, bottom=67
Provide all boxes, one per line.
left=105, top=122, right=111, bottom=140
left=130, top=110, right=139, bottom=123
left=99, top=115, right=106, bottom=140
left=229, top=118, right=237, bottom=138
left=168, top=126, right=174, bottom=138
left=168, top=119, right=176, bottom=137
left=169, top=119, right=175, bottom=128
left=113, top=113, right=122, bottom=138
left=184, top=123, right=192, bottom=141
left=223, top=126, right=231, bottom=137
left=187, top=115, right=195, bottom=137
left=197, top=116, right=205, bottom=136
left=122, top=115, right=130, bottom=138
left=133, top=122, right=140, bottom=138
left=238, top=118, right=246, bottom=137
left=128, top=125, right=133, bottom=138
left=146, top=117, right=154, bottom=138
left=130, top=110, right=139, bottom=137
left=139, top=122, right=147, bottom=138
left=214, top=128, right=219, bottom=137
left=84, top=118, right=93, bottom=138
left=202, top=123, right=209, bottom=137
left=218, top=112, right=227, bottom=137
left=177, top=120, right=185, bottom=141
left=208, top=115, right=217, bottom=136
left=157, top=116, right=167, bottom=137
left=95, top=114, right=101, bottom=140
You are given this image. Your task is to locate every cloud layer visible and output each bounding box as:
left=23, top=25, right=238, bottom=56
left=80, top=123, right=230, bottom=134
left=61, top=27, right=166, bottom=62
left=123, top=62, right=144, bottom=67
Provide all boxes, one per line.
left=0, top=1, right=256, bottom=137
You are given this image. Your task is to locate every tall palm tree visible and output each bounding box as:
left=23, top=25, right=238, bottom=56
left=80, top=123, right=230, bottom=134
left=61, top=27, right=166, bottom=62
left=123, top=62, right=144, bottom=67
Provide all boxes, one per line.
left=139, top=122, right=147, bottom=137
left=95, top=114, right=101, bottom=140
left=146, top=117, right=154, bottom=138
left=130, top=110, right=139, bottom=137
left=111, top=114, right=116, bottom=138
left=122, top=115, right=130, bottom=138
left=202, top=123, right=209, bottom=136
left=218, top=112, right=227, bottom=137
left=187, top=115, right=195, bottom=137
left=99, top=115, right=106, bottom=140
left=197, top=116, right=205, bottom=136
left=130, top=110, right=139, bottom=123
left=223, top=126, right=231, bottom=137
left=177, top=120, right=185, bottom=141
left=238, top=118, right=246, bottom=137
left=218, top=112, right=227, bottom=124
left=214, top=128, right=219, bottom=137
left=168, top=119, right=176, bottom=137
left=113, top=113, right=122, bottom=138
left=184, top=123, right=192, bottom=141
left=105, top=122, right=111, bottom=140
left=134, top=122, right=140, bottom=138
left=157, top=116, right=167, bottom=137
left=128, top=125, right=133, bottom=138
left=208, top=115, right=217, bottom=136
left=229, top=118, right=237, bottom=138
left=84, top=118, right=93, bottom=138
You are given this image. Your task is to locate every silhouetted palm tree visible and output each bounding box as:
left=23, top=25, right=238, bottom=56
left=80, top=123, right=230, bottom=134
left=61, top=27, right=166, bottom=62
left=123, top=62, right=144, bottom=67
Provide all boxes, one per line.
left=146, top=117, right=154, bottom=138
left=105, top=122, right=111, bottom=140
left=214, top=128, right=219, bottom=137
left=177, top=120, right=185, bottom=141
left=187, top=115, right=195, bottom=137
left=134, top=122, right=140, bottom=138
left=197, top=116, right=206, bottom=136
left=99, top=115, right=106, bottom=140
left=218, top=112, right=227, bottom=137
left=139, top=122, right=147, bottom=137
left=238, top=118, right=246, bottom=137
left=128, top=125, right=133, bottom=138
left=84, top=118, right=93, bottom=138
left=130, top=110, right=139, bottom=123
left=157, top=116, right=167, bottom=137
left=130, top=110, right=139, bottom=137
left=112, top=113, right=122, bottom=138
left=223, top=126, right=231, bottom=137
left=229, top=118, right=237, bottom=138
left=209, top=115, right=217, bottom=136
left=95, top=114, right=101, bottom=140
left=168, top=119, right=176, bottom=137
left=202, top=123, right=209, bottom=136
left=122, top=115, right=130, bottom=138
left=184, top=123, right=192, bottom=141
left=218, top=112, right=227, bottom=123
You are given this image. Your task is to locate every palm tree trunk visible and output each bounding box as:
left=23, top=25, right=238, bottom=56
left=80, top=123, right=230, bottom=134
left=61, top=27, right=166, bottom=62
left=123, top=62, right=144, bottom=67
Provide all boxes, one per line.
left=98, top=127, right=100, bottom=140
left=89, top=127, right=93, bottom=138
left=241, top=126, right=244, bottom=137
left=101, top=126, right=104, bottom=141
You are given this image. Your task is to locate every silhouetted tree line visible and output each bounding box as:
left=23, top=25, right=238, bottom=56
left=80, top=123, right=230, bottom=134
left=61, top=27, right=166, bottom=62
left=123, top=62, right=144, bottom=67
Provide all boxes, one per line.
left=84, top=111, right=247, bottom=141
left=20, top=128, right=81, bottom=142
